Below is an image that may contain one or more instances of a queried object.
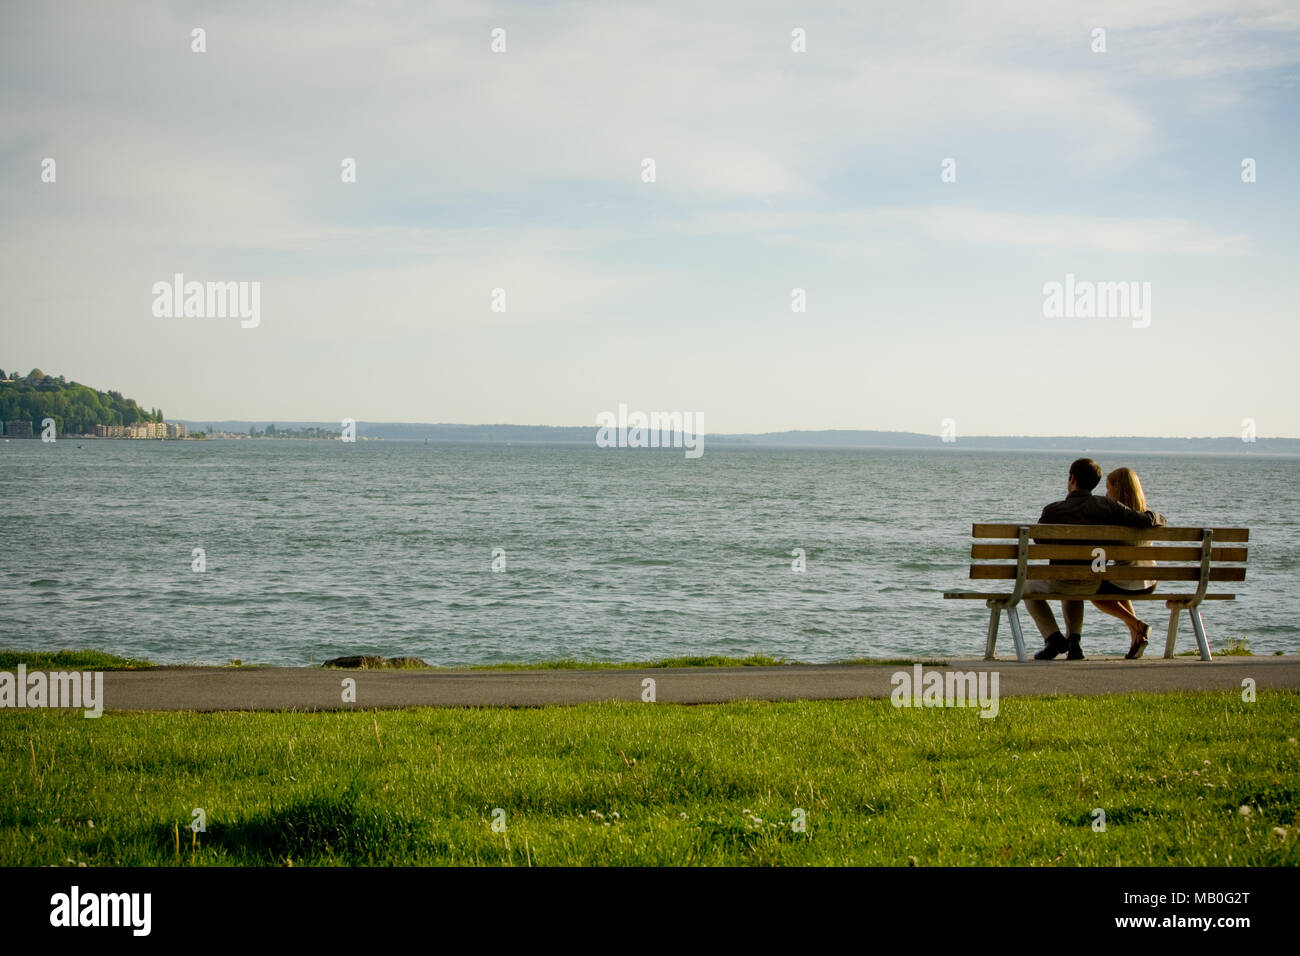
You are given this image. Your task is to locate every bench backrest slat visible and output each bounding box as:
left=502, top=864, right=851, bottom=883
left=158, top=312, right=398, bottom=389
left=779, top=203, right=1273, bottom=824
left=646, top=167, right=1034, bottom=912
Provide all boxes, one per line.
left=971, top=544, right=1248, bottom=562
left=970, top=565, right=1246, bottom=582
left=971, top=523, right=1249, bottom=543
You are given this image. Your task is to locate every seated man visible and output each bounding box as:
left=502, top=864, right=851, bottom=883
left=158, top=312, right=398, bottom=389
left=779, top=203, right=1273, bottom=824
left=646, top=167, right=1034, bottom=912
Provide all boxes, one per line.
left=1026, top=458, right=1166, bottom=660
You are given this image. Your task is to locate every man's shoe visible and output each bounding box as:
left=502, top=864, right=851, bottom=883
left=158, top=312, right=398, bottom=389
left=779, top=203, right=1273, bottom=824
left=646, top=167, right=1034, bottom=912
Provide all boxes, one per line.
left=1066, top=634, right=1085, bottom=660
left=1034, top=634, right=1069, bottom=660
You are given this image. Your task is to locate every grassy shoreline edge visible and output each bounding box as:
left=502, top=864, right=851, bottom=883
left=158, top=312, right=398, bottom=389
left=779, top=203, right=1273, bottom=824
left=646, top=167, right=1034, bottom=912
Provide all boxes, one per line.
left=1, top=646, right=1272, bottom=673
left=0, top=650, right=957, bottom=672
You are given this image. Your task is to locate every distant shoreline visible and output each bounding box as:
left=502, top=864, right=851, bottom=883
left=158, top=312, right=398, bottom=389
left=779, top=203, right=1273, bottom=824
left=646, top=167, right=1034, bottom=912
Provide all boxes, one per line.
left=163, top=422, right=1300, bottom=456
left=11, top=433, right=1299, bottom=457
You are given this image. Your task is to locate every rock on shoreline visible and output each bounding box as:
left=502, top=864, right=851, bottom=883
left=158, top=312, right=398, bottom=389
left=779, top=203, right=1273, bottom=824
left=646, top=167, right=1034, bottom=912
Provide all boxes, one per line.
left=321, top=655, right=428, bottom=669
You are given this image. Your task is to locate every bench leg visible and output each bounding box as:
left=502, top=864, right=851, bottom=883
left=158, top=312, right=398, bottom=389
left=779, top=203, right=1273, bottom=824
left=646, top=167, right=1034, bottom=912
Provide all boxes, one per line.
left=1189, top=606, right=1213, bottom=662
left=1163, top=605, right=1182, bottom=659
left=984, top=602, right=1002, bottom=661
left=1006, top=606, right=1028, bottom=663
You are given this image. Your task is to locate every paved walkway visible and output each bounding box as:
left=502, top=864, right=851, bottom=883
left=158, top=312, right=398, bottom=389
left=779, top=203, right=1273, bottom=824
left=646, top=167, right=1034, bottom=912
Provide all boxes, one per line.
left=87, top=657, right=1300, bottom=711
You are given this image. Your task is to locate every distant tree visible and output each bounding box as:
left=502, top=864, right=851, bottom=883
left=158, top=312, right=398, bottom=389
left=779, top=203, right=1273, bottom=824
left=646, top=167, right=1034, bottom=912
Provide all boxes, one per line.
left=0, top=370, right=162, bottom=434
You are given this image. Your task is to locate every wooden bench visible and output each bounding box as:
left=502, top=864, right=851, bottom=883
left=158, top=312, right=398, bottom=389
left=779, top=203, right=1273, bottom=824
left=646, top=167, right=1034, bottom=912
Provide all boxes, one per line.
left=943, top=524, right=1249, bottom=662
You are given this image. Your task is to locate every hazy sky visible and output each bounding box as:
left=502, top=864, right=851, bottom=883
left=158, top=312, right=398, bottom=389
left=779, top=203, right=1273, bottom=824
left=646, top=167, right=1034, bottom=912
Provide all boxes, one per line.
left=2, top=1, right=1298, bottom=435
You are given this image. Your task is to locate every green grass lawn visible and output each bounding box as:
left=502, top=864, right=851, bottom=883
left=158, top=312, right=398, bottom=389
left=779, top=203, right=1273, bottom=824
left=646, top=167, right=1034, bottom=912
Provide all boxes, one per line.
left=2, top=691, right=1296, bottom=866
left=0, top=650, right=155, bottom=671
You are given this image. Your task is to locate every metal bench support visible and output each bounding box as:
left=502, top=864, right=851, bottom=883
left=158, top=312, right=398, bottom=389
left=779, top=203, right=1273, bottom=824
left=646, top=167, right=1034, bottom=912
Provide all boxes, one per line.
left=1189, top=606, right=1211, bottom=662
left=1006, top=605, right=1027, bottom=662
left=1162, top=528, right=1214, bottom=662
left=983, top=601, right=1001, bottom=660
left=983, top=601, right=1027, bottom=662
left=983, top=527, right=1031, bottom=662
left=1163, top=602, right=1182, bottom=659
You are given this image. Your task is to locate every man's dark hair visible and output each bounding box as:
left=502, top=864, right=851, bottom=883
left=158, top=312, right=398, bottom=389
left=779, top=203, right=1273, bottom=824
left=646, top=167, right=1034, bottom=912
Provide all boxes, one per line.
left=1069, top=457, right=1103, bottom=492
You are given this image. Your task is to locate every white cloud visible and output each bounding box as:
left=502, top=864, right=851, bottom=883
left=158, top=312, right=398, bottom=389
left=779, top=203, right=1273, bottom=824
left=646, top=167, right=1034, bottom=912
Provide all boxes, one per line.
left=0, top=0, right=1295, bottom=433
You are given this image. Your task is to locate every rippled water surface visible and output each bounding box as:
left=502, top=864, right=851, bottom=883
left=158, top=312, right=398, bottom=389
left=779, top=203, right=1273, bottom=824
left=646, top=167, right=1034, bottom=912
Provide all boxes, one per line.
left=2, top=440, right=1296, bottom=664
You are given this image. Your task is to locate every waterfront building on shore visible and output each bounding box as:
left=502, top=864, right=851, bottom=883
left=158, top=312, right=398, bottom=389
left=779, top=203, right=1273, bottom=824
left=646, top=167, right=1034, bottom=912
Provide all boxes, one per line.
left=90, top=421, right=187, bottom=439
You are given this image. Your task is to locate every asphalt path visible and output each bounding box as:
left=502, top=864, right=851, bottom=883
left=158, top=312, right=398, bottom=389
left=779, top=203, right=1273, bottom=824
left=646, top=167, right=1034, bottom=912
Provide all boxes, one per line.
left=60, top=656, right=1300, bottom=712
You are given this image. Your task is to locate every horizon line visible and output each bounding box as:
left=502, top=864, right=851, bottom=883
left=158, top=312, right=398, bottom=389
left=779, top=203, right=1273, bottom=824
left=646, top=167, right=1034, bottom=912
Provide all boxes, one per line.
left=168, top=420, right=1300, bottom=442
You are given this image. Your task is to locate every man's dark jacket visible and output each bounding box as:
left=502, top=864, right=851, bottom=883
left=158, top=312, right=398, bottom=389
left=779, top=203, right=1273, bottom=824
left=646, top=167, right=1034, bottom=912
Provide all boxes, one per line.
left=1036, top=489, right=1167, bottom=567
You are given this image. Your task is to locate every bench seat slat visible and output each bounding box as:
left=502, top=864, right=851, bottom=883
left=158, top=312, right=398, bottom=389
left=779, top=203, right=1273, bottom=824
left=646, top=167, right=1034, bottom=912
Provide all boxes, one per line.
left=972, top=523, right=1248, bottom=543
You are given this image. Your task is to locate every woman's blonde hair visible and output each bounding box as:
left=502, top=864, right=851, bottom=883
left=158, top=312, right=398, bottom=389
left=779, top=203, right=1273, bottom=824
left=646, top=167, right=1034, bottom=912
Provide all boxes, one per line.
left=1107, top=467, right=1146, bottom=512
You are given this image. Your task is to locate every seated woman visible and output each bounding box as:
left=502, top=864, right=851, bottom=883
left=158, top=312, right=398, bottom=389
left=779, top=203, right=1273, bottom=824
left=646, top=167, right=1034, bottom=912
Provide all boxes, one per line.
left=1090, top=467, right=1158, bottom=658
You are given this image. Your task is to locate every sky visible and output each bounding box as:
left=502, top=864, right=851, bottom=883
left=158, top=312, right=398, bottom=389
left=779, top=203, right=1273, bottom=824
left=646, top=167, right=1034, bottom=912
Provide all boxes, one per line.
left=2, top=0, right=1298, bottom=436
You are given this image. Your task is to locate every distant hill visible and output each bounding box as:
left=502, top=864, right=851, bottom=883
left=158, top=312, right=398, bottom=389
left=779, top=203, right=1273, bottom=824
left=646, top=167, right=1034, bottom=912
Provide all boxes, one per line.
left=174, top=420, right=1300, bottom=455
left=0, top=367, right=162, bottom=435
left=729, top=430, right=1300, bottom=454
left=9, top=363, right=1291, bottom=454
